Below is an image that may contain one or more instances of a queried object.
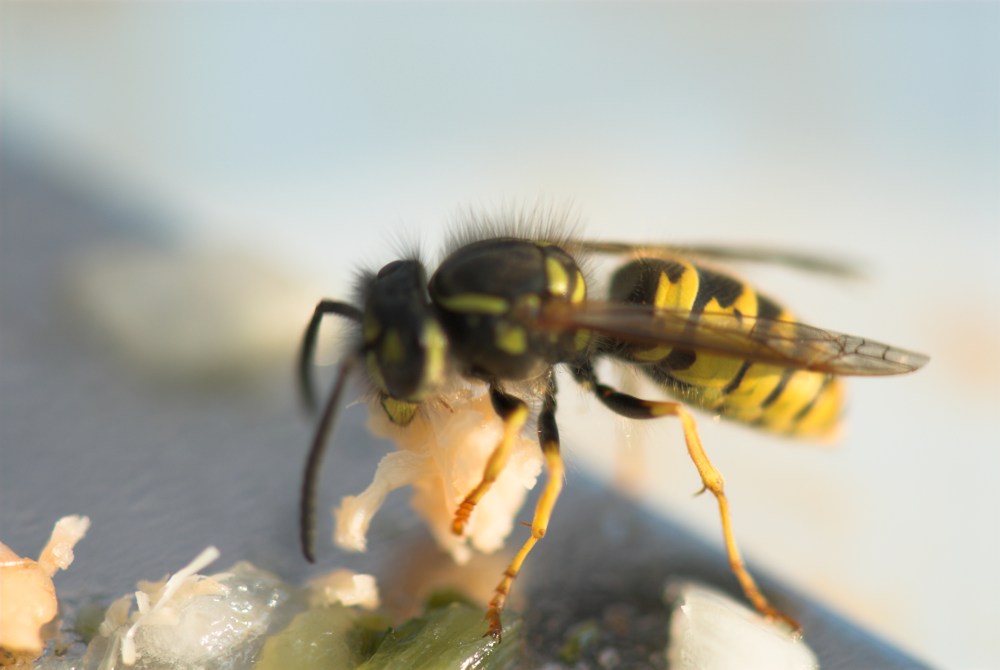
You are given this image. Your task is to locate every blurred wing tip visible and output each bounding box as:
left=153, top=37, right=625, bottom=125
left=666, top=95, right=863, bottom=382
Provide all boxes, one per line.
left=892, top=350, right=930, bottom=373
left=845, top=346, right=930, bottom=376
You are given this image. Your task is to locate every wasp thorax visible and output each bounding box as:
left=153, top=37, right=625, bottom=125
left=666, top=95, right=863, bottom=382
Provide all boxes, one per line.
left=428, top=238, right=589, bottom=382
left=362, top=260, right=448, bottom=414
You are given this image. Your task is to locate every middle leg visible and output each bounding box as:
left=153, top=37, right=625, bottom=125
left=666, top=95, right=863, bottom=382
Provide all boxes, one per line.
left=451, top=384, right=530, bottom=536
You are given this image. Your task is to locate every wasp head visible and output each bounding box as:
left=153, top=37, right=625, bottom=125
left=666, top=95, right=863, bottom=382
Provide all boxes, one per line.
left=361, top=260, right=449, bottom=424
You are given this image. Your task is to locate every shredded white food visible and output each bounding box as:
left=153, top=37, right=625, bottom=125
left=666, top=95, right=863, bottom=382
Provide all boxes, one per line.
left=338, top=385, right=543, bottom=564
left=92, top=548, right=292, bottom=670
left=119, top=546, right=221, bottom=666
left=336, top=451, right=429, bottom=552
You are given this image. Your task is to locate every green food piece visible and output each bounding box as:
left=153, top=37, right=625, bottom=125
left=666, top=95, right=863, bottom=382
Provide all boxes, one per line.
left=422, top=587, right=478, bottom=611
left=559, top=619, right=601, bottom=662
left=253, top=605, right=387, bottom=670
left=357, top=603, right=521, bottom=670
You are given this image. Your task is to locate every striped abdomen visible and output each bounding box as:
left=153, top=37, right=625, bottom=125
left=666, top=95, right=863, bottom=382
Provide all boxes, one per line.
left=606, top=258, right=843, bottom=437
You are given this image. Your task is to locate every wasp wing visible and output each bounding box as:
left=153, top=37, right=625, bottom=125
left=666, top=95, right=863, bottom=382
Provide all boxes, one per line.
left=567, top=240, right=861, bottom=279
left=537, top=301, right=928, bottom=376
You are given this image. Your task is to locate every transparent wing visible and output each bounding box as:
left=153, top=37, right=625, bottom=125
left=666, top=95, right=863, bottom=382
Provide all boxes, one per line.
left=537, top=301, right=928, bottom=376
left=567, top=240, right=862, bottom=279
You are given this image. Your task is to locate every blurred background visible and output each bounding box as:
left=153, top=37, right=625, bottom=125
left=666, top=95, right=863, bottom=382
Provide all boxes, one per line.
left=1, top=3, right=997, bottom=668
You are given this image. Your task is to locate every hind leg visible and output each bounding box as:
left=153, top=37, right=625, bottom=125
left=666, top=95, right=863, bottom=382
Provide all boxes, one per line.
left=572, top=362, right=797, bottom=629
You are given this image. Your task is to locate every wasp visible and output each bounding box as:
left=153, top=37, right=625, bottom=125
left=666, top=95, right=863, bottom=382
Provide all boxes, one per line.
left=296, top=222, right=928, bottom=639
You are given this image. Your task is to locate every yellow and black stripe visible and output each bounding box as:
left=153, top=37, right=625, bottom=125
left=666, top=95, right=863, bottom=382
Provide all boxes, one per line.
left=608, top=258, right=843, bottom=438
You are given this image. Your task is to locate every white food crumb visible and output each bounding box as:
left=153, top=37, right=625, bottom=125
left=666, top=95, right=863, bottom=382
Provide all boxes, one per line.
left=0, top=515, right=90, bottom=660
left=94, top=548, right=289, bottom=670
left=120, top=546, right=221, bottom=666
left=37, top=515, right=91, bottom=576
left=307, top=569, right=380, bottom=610
left=336, top=385, right=543, bottom=564
left=664, top=581, right=819, bottom=670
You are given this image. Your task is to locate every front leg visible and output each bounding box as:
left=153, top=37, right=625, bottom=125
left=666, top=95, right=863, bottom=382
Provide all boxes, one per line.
left=451, top=384, right=529, bottom=536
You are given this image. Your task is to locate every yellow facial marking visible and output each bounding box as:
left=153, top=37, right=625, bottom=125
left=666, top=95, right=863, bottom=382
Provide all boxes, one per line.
left=380, top=329, right=405, bottom=364
left=438, top=293, right=509, bottom=315
left=574, top=327, right=591, bottom=351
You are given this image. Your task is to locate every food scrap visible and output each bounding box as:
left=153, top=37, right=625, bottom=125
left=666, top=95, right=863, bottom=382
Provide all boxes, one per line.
left=0, top=515, right=90, bottom=666
left=89, top=547, right=291, bottom=669
left=337, top=385, right=542, bottom=565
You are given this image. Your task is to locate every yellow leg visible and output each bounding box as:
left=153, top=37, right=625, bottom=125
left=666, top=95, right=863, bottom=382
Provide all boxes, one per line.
left=652, top=402, right=798, bottom=629
left=452, top=392, right=529, bottom=536
left=485, top=447, right=564, bottom=639
left=573, top=362, right=799, bottom=630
